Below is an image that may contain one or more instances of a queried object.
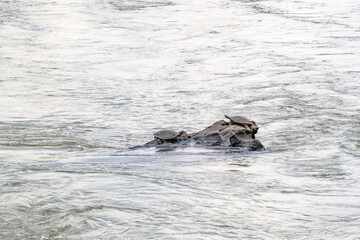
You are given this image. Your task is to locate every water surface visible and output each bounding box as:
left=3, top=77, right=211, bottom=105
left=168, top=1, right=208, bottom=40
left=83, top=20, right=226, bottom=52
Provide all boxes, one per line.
left=1, top=0, right=359, bottom=239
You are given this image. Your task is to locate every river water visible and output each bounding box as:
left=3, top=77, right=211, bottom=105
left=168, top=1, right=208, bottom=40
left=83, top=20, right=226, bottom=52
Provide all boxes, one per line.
left=1, top=0, right=360, bottom=239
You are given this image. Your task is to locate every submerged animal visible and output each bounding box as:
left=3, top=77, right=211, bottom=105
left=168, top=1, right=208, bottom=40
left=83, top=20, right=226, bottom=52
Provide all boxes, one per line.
left=134, top=115, right=264, bottom=151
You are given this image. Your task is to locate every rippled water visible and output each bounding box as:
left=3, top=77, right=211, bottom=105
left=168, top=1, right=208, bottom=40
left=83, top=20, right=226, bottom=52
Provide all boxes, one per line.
left=1, top=0, right=360, bottom=239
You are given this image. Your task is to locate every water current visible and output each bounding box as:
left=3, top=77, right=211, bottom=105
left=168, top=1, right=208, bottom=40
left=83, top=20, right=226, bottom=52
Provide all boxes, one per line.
left=1, top=0, right=360, bottom=239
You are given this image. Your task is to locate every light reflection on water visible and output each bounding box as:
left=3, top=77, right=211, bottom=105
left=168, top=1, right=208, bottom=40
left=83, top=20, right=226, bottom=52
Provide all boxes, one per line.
left=1, top=0, right=360, bottom=239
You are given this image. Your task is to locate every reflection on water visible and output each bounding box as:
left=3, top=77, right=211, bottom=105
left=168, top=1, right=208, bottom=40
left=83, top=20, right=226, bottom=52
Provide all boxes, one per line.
left=0, top=0, right=360, bottom=239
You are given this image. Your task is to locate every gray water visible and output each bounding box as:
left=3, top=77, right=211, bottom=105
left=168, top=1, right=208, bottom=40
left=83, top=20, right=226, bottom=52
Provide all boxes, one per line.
left=1, top=0, right=360, bottom=239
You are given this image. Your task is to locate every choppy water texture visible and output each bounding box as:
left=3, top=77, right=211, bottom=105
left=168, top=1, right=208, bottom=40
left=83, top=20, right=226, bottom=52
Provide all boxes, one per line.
left=1, top=0, right=360, bottom=239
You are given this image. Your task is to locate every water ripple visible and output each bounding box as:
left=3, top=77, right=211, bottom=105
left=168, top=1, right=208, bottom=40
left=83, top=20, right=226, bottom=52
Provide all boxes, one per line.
left=1, top=0, right=360, bottom=239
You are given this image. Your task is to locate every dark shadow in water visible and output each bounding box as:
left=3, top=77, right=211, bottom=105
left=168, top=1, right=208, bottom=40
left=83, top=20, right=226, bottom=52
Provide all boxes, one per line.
left=122, top=143, right=266, bottom=157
